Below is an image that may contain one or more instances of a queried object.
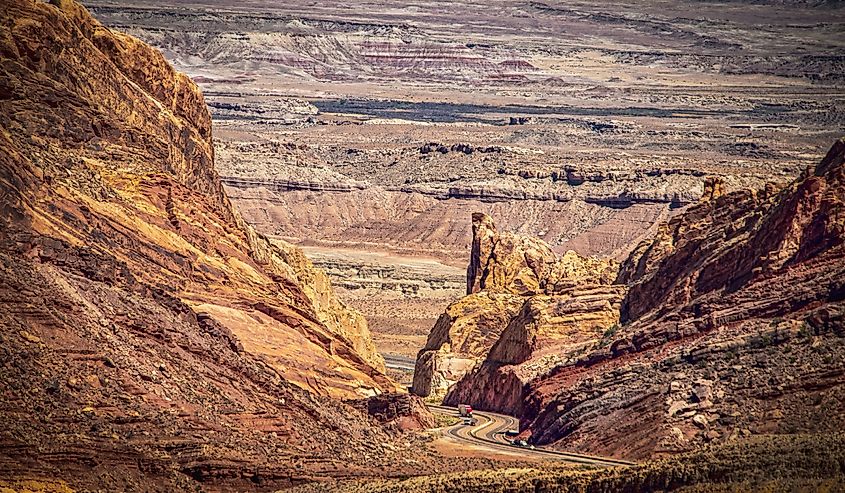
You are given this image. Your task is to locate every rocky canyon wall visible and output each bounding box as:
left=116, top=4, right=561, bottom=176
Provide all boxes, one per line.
left=0, top=0, right=400, bottom=488
left=413, top=212, right=622, bottom=403
left=518, top=139, right=845, bottom=459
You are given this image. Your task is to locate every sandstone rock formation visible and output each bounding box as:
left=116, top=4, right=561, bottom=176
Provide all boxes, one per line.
left=0, top=0, right=388, bottom=399
left=0, top=0, right=397, bottom=488
left=428, top=146, right=844, bottom=459
left=413, top=213, right=621, bottom=401
left=412, top=292, right=524, bottom=398
left=270, top=239, right=385, bottom=372
left=515, top=138, right=845, bottom=459
left=443, top=281, right=624, bottom=413
left=348, top=393, right=435, bottom=432
left=467, top=212, right=618, bottom=296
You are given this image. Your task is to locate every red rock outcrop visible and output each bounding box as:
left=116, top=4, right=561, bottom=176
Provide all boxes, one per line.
left=467, top=212, right=617, bottom=296
left=348, top=393, right=435, bottom=432
left=444, top=282, right=624, bottom=414
left=0, top=0, right=396, bottom=488
left=517, top=138, right=845, bottom=459
left=414, top=213, right=622, bottom=405
left=1, top=0, right=388, bottom=397
left=412, top=292, right=524, bottom=397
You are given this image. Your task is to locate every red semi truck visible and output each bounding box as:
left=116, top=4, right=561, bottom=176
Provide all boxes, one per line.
left=458, top=404, right=473, bottom=417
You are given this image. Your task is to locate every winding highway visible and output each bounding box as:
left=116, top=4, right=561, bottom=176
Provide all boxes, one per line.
left=429, top=405, right=635, bottom=467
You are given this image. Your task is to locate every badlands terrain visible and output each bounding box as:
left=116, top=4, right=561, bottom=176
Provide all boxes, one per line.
left=85, top=0, right=845, bottom=365
left=1, top=0, right=844, bottom=491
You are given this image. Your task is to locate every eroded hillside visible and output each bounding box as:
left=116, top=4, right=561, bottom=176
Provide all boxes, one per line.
left=84, top=0, right=845, bottom=363
left=0, top=0, right=411, bottom=488
left=522, top=137, right=845, bottom=459
left=430, top=138, right=845, bottom=462
left=86, top=0, right=845, bottom=258
left=414, top=212, right=622, bottom=403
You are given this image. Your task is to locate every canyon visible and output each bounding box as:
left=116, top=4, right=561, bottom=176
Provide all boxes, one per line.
left=426, top=139, right=845, bottom=462
left=0, top=0, right=431, bottom=489
left=1, top=0, right=844, bottom=491
left=84, top=0, right=845, bottom=368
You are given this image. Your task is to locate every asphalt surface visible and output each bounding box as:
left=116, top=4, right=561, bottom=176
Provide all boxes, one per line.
left=383, top=353, right=416, bottom=371
left=429, top=404, right=635, bottom=467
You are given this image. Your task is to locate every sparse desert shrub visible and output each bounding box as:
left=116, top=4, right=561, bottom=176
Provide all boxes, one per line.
left=603, top=324, right=619, bottom=339
left=598, top=324, right=620, bottom=348
left=798, top=321, right=814, bottom=340
left=285, top=433, right=845, bottom=493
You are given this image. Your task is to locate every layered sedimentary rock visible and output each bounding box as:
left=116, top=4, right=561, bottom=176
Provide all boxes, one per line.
left=517, top=138, right=845, bottom=459
left=269, top=239, right=384, bottom=372
left=0, top=0, right=388, bottom=399
left=467, top=212, right=618, bottom=296
left=348, top=393, right=436, bottom=432
left=216, top=139, right=675, bottom=261
left=443, top=281, right=624, bottom=413
left=85, top=2, right=843, bottom=374
left=412, top=292, right=524, bottom=398
left=413, top=213, right=621, bottom=401
left=0, top=0, right=396, bottom=488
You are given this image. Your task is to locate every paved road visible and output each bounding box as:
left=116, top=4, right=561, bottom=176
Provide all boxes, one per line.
left=383, top=353, right=416, bottom=371
left=429, top=405, right=635, bottom=467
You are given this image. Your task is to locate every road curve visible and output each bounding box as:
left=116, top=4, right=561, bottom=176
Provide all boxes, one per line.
left=429, top=405, right=635, bottom=467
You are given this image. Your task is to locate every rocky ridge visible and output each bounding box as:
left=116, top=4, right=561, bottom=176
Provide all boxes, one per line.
left=439, top=138, right=845, bottom=460
left=269, top=239, right=385, bottom=372
left=413, top=213, right=622, bottom=400
left=0, top=0, right=387, bottom=395
left=0, top=0, right=405, bottom=488
left=219, top=139, right=715, bottom=207
left=412, top=292, right=525, bottom=398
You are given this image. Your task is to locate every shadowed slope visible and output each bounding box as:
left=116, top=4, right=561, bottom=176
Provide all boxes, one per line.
left=520, top=138, right=845, bottom=459
left=0, top=0, right=400, bottom=489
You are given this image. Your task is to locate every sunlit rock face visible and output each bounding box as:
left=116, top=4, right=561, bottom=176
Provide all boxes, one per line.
left=425, top=140, right=844, bottom=461
left=0, top=0, right=399, bottom=488
left=414, top=212, right=621, bottom=400
left=518, top=138, right=845, bottom=460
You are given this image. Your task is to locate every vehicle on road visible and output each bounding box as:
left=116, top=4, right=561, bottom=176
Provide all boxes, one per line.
left=427, top=404, right=632, bottom=466
left=458, top=404, right=473, bottom=417
left=511, top=439, right=534, bottom=449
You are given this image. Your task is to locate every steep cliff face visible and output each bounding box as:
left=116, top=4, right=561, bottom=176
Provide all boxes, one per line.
left=620, top=140, right=844, bottom=326
left=0, top=0, right=388, bottom=398
left=270, top=239, right=385, bottom=372
left=519, top=139, right=845, bottom=459
left=0, top=0, right=396, bottom=488
left=412, top=292, right=523, bottom=398
left=466, top=212, right=616, bottom=296
left=443, top=282, right=623, bottom=414
left=414, top=213, right=621, bottom=405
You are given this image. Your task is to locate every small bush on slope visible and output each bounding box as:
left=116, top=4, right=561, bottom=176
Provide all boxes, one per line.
left=285, top=433, right=845, bottom=493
